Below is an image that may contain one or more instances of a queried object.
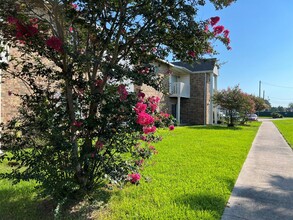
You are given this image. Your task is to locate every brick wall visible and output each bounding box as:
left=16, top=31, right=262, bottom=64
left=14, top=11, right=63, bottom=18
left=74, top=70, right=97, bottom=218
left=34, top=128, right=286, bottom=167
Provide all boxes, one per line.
left=180, top=73, right=210, bottom=125
left=1, top=75, right=28, bottom=123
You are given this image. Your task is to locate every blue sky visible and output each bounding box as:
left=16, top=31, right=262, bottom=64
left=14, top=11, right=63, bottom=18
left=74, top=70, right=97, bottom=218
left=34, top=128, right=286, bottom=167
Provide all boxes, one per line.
left=197, top=0, right=293, bottom=107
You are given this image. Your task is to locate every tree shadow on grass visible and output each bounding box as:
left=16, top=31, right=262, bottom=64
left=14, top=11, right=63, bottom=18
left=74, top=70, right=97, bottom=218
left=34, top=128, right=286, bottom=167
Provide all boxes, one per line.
left=185, top=125, right=243, bottom=130
left=0, top=181, right=113, bottom=220
left=174, top=193, right=227, bottom=219
left=0, top=183, right=54, bottom=220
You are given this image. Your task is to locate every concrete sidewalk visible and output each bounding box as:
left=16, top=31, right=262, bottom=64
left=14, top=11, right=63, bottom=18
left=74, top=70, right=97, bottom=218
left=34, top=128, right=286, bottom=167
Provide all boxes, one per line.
left=221, top=120, right=293, bottom=220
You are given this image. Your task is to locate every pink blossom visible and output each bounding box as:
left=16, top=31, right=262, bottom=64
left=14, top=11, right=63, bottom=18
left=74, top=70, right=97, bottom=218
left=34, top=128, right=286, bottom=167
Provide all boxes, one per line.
left=95, top=79, right=103, bottom=87
left=160, top=112, right=170, bottom=118
left=139, top=67, right=150, bottom=74
left=223, top=29, right=230, bottom=38
left=149, top=103, right=157, bottom=112
left=149, top=146, right=155, bottom=151
left=71, top=3, right=78, bottom=9
left=7, top=16, right=18, bottom=25
left=46, top=36, right=63, bottom=53
left=204, top=24, right=209, bottom=33
left=210, top=16, right=220, bottom=26
left=29, top=18, right=38, bottom=24
left=213, top=25, right=225, bottom=35
left=72, top=120, right=83, bottom=127
left=143, top=126, right=157, bottom=134
left=69, top=26, right=74, bottom=32
left=128, top=173, right=141, bottom=184
left=137, top=91, right=145, bottom=101
left=187, top=50, right=196, bottom=58
left=135, top=159, right=144, bottom=166
left=15, top=22, right=38, bottom=39
left=169, top=125, right=175, bottom=131
left=140, top=136, right=147, bottom=141
left=148, top=96, right=160, bottom=104
left=118, top=84, right=128, bottom=101
left=95, top=140, right=104, bottom=149
left=134, top=102, right=147, bottom=114
left=137, top=112, right=154, bottom=126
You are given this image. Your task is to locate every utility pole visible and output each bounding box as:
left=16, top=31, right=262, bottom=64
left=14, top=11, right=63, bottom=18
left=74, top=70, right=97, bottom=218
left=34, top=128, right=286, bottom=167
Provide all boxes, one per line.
left=259, top=80, right=261, bottom=98
left=263, top=90, right=265, bottom=100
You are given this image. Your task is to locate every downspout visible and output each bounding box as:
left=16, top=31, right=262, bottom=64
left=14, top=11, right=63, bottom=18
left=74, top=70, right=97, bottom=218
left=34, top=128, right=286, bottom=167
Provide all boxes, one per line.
left=203, top=73, right=207, bottom=125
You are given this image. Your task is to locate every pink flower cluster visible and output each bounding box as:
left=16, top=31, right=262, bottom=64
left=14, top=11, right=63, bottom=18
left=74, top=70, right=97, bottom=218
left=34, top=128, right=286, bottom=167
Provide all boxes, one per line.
left=206, top=16, right=231, bottom=50
left=95, top=140, right=104, bottom=149
left=148, top=96, right=160, bottom=112
left=128, top=173, right=141, bottom=184
left=117, top=84, right=128, bottom=101
left=138, top=67, right=150, bottom=74
left=137, top=112, right=154, bottom=126
left=134, top=102, right=147, bottom=114
left=46, top=36, right=63, bottom=53
left=188, top=50, right=196, bottom=58
left=72, top=120, right=83, bottom=127
left=7, top=16, right=39, bottom=41
left=134, top=94, right=162, bottom=135
left=143, top=126, right=156, bottom=134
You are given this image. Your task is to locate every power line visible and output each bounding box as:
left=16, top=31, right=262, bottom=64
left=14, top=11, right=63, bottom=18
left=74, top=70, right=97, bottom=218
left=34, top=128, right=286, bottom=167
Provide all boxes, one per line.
left=262, top=81, right=293, bottom=89
left=269, top=96, right=293, bottom=101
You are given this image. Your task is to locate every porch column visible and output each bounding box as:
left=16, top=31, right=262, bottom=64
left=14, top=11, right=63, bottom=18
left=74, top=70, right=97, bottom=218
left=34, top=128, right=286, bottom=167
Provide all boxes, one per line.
left=177, top=97, right=181, bottom=125
left=214, top=75, right=218, bottom=124
left=209, top=73, right=214, bottom=124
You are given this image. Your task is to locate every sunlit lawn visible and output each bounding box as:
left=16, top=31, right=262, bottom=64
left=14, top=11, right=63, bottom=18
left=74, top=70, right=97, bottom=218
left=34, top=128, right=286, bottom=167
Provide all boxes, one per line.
left=273, top=119, right=293, bottom=148
left=0, top=122, right=261, bottom=219
left=0, top=157, right=54, bottom=220
left=94, top=122, right=261, bottom=220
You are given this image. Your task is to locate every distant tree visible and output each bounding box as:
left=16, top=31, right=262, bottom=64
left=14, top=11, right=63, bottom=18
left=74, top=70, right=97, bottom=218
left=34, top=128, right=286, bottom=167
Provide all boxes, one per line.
left=238, top=93, right=255, bottom=124
left=271, top=107, right=278, bottom=112
left=213, top=85, right=254, bottom=127
left=264, top=99, right=271, bottom=110
left=288, top=102, right=293, bottom=112
left=277, top=106, right=285, bottom=112
left=250, top=96, right=267, bottom=112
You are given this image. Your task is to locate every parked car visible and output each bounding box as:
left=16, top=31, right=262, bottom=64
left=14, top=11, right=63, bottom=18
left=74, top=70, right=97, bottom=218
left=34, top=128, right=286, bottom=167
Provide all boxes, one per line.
left=247, top=114, right=258, bottom=121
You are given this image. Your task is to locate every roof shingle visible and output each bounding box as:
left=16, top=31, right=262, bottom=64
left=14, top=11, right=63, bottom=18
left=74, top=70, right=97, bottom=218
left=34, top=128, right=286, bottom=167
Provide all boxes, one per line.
left=171, top=58, right=217, bottom=72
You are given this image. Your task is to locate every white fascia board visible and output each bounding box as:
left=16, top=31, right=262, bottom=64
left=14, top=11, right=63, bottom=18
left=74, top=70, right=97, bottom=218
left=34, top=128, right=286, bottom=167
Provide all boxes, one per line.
left=155, top=58, right=191, bottom=75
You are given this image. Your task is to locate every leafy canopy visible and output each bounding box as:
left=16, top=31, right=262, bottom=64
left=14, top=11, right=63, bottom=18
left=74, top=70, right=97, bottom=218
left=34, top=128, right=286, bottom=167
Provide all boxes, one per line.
left=0, top=0, right=234, bottom=203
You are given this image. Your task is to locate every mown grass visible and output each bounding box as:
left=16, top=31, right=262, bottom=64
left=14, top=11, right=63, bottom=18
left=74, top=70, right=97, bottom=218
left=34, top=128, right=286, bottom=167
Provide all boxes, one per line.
left=0, top=122, right=260, bottom=219
left=273, top=119, right=293, bottom=148
left=0, top=157, right=55, bottom=220
left=93, top=122, right=261, bottom=220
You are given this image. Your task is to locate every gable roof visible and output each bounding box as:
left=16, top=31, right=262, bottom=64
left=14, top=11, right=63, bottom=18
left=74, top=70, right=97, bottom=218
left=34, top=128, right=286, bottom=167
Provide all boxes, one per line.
left=171, top=58, right=217, bottom=73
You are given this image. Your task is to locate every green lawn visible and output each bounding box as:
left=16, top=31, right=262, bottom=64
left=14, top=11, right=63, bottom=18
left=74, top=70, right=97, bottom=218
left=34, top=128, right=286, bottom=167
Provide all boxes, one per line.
left=0, top=157, right=54, bottom=220
left=0, top=123, right=261, bottom=220
left=94, top=123, right=261, bottom=219
left=273, top=119, right=293, bottom=147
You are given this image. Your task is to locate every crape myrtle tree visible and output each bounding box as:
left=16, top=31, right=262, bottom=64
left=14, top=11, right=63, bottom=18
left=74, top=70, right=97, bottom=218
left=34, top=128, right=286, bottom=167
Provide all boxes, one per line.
left=0, top=0, right=233, bottom=201
left=213, top=85, right=254, bottom=126
left=250, top=95, right=267, bottom=112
